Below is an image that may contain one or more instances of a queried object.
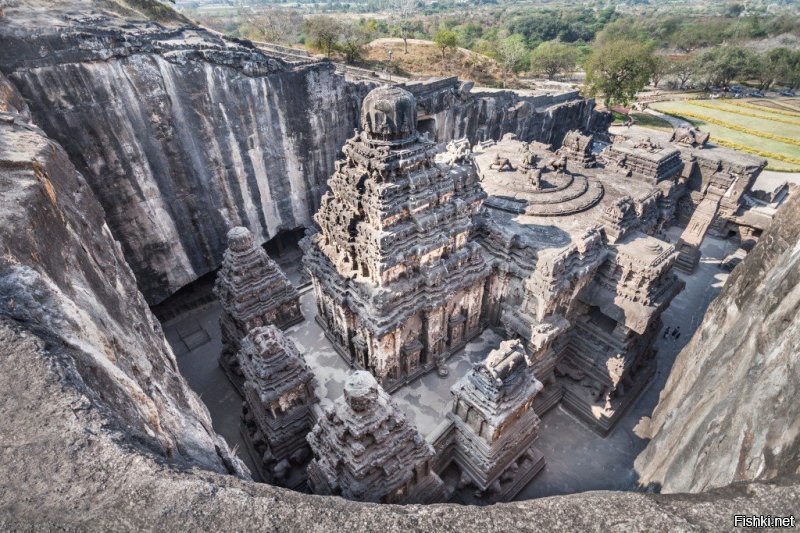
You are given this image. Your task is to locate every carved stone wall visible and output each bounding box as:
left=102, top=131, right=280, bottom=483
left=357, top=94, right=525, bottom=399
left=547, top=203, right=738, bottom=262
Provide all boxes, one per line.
left=474, top=135, right=686, bottom=433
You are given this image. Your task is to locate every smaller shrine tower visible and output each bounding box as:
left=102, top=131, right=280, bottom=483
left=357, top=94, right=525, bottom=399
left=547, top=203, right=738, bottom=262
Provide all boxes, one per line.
left=306, top=371, right=445, bottom=504
left=448, top=340, right=546, bottom=503
left=238, top=325, right=318, bottom=487
left=214, top=226, right=302, bottom=389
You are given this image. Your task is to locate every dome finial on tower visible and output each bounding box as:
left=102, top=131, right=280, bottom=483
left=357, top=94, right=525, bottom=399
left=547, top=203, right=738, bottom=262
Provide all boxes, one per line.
left=360, top=85, right=417, bottom=143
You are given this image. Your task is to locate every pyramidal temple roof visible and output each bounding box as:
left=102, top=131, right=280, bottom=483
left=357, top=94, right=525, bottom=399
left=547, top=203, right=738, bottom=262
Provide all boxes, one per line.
left=307, top=371, right=437, bottom=501
left=214, top=226, right=299, bottom=327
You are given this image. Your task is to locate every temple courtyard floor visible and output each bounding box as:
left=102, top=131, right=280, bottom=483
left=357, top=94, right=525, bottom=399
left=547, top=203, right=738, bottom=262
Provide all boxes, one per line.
left=162, top=225, right=735, bottom=500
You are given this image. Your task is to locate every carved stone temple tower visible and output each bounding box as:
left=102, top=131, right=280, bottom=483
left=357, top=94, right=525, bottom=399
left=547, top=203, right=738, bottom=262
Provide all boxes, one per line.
left=214, top=226, right=303, bottom=389
left=306, top=370, right=446, bottom=503
left=448, top=339, right=546, bottom=503
left=238, top=325, right=318, bottom=487
left=303, top=86, right=490, bottom=392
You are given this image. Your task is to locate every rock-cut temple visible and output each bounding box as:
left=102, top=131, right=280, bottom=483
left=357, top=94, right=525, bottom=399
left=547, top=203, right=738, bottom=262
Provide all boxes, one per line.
left=215, top=83, right=770, bottom=503
left=303, top=85, right=491, bottom=392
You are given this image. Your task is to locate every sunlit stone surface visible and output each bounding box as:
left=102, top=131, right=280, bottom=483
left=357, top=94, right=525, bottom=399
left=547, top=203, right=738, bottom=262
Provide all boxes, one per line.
left=303, top=86, right=490, bottom=392
left=446, top=340, right=546, bottom=503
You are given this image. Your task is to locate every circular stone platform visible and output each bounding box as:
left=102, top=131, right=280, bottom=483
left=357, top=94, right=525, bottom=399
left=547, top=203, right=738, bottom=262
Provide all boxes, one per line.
left=482, top=168, right=604, bottom=216
left=474, top=137, right=606, bottom=217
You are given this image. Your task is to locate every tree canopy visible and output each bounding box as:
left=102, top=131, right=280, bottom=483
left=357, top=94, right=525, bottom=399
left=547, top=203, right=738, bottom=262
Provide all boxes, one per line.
left=303, top=15, right=341, bottom=57
left=694, top=46, right=757, bottom=89
left=495, top=34, right=528, bottom=87
left=584, top=39, right=656, bottom=107
left=434, top=29, right=458, bottom=62
left=529, top=40, right=577, bottom=80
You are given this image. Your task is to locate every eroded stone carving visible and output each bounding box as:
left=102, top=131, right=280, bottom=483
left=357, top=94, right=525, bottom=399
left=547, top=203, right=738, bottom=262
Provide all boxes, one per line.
left=559, top=130, right=595, bottom=168
left=306, top=371, right=446, bottom=503
left=214, top=226, right=303, bottom=389
left=447, top=340, right=546, bottom=503
left=670, top=126, right=710, bottom=148
left=238, top=325, right=318, bottom=487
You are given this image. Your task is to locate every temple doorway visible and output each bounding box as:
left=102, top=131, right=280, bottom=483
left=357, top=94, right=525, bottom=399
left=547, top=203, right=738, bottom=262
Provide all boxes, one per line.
left=417, top=116, right=437, bottom=141
left=263, top=226, right=309, bottom=288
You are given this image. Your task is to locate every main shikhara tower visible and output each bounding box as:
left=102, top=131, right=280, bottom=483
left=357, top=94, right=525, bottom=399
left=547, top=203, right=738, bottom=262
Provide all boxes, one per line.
left=303, top=86, right=490, bottom=392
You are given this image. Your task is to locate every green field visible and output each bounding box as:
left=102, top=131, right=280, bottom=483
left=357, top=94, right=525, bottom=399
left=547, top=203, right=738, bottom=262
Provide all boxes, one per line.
left=650, top=99, right=800, bottom=172
left=630, top=112, right=674, bottom=131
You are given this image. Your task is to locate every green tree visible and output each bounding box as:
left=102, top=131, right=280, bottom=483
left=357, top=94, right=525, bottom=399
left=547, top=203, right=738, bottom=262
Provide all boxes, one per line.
left=434, top=29, right=458, bottom=69
left=338, top=22, right=372, bottom=64
left=650, top=55, right=670, bottom=88
left=584, top=39, right=656, bottom=107
left=529, top=40, right=577, bottom=80
left=303, top=15, right=341, bottom=58
left=695, top=46, right=757, bottom=88
left=495, top=34, right=528, bottom=88
left=668, top=55, right=697, bottom=90
left=454, top=22, right=483, bottom=50
left=768, top=47, right=800, bottom=90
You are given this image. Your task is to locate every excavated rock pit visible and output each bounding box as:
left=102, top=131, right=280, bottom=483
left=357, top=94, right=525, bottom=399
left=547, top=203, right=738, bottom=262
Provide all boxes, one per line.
left=1, top=0, right=799, bottom=529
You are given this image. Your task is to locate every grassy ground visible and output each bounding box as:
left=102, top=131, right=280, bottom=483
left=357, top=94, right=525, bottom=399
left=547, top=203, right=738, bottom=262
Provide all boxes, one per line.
left=359, top=40, right=509, bottom=88
left=629, top=112, right=674, bottom=131
left=651, top=99, right=800, bottom=172
left=750, top=99, right=800, bottom=114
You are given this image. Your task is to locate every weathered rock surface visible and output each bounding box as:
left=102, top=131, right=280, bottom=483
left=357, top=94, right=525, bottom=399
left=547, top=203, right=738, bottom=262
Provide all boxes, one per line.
left=0, top=72, right=244, bottom=476
left=0, top=1, right=364, bottom=304
left=0, top=0, right=607, bottom=304
left=3, top=1, right=799, bottom=528
left=1, top=316, right=799, bottom=531
left=635, top=191, right=800, bottom=493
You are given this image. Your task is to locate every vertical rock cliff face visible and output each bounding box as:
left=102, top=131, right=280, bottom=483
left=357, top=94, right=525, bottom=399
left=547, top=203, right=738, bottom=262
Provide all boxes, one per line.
left=0, top=2, right=608, bottom=304
left=407, top=78, right=609, bottom=149
left=12, top=58, right=360, bottom=304
left=0, top=2, right=364, bottom=303
left=0, top=72, right=245, bottom=476
left=424, top=91, right=605, bottom=149
left=636, top=191, right=800, bottom=493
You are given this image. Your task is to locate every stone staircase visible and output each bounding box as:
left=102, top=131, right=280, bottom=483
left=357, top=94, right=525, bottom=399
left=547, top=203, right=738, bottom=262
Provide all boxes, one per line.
left=674, top=197, right=720, bottom=273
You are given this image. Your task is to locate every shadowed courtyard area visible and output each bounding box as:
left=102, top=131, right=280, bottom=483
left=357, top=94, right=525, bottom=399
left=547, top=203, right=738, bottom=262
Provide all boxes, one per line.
left=160, top=225, right=735, bottom=499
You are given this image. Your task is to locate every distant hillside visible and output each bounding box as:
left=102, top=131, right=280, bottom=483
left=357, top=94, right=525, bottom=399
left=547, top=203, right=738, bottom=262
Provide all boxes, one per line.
left=363, top=38, right=511, bottom=88
left=102, top=0, right=191, bottom=24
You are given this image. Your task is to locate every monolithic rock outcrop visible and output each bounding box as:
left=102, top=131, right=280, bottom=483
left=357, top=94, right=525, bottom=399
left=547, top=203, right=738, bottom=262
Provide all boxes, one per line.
left=405, top=77, right=608, bottom=149
left=1, top=33, right=800, bottom=532
left=0, top=72, right=245, bottom=475
left=0, top=0, right=608, bottom=304
left=635, top=191, right=800, bottom=493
